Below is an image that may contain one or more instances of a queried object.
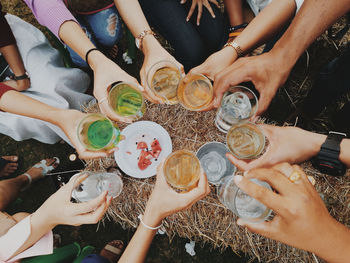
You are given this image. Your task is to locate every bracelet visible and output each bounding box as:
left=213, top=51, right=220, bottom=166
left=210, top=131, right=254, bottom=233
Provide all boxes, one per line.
left=135, top=30, right=155, bottom=51
left=224, top=41, right=244, bottom=58
left=228, top=23, right=248, bottom=33
left=138, top=214, right=162, bottom=230
left=85, top=48, right=99, bottom=67
left=13, top=72, right=29, bottom=81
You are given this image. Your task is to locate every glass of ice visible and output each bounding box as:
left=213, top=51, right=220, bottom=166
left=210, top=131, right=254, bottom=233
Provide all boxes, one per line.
left=72, top=171, right=123, bottom=202
left=215, top=86, right=258, bottom=133
left=217, top=176, right=272, bottom=223
left=196, top=142, right=236, bottom=185
left=226, top=122, right=265, bottom=160
left=146, top=60, right=182, bottom=105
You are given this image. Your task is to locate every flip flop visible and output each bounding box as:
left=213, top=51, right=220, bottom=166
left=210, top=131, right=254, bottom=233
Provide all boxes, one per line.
left=100, top=240, right=124, bottom=263
left=21, top=157, right=60, bottom=191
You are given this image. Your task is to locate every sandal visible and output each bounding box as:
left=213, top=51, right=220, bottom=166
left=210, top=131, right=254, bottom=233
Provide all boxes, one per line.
left=100, top=240, right=124, bottom=263
left=21, top=157, right=60, bottom=191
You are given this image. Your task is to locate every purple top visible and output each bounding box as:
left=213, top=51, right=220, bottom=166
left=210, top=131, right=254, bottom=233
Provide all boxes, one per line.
left=23, top=0, right=78, bottom=39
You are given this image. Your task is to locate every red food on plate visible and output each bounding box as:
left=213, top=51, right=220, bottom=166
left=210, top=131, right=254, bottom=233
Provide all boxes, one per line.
left=138, top=150, right=153, bottom=170
left=137, top=141, right=148, bottom=150
left=151, top=139, right=162, bottom=158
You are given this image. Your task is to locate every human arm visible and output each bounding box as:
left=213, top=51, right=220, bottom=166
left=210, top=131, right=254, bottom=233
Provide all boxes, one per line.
left=226, top=124, right=350, bottom=170
left=1, top=173, right=111, bottom=261
left=118, top=162, right=210, bottom=263
left=114, top=0, right=183, bottom=103
left=0, top=88, right=115, bottom=159
left=191, top=0, right=296, bottom=82
left=233, top=163, right=350, bottom=263
left=213, top=0, right=350, bottom=115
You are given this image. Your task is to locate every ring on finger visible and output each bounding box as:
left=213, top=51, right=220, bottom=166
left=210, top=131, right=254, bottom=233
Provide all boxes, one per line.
left=288, top=171, right=301, bottom=183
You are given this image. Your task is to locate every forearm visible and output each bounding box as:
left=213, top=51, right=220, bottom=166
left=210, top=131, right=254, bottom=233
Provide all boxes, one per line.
left=0, top=90, right=64, bottom=126
left=119, top=205, right=162, bottom=263
left=271, top=0, right=350, bottom=71
left=58, top=21, right=96, bottom=62
left=114, top=0, right=162, bottom=55
left=11, top=211, right=55, bottom=259
left=313, top=219, right=350, bottom=263
left=0, top=45, right=26, bottom=76
left=224, top=0, right=244, bottom=26
left=235, top=0, right=296, bottom=53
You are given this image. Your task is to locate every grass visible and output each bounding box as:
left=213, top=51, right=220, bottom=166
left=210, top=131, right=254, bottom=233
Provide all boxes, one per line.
left=1, top=0, right=349, bottom=262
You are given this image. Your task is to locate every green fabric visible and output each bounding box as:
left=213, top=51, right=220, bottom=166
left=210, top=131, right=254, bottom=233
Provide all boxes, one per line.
left=22, top=242, right=81, bottom=263
left=72, top=245, right=95, bottom=263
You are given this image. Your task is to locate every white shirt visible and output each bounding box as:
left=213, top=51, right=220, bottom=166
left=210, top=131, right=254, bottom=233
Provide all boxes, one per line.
left=246, top=0, right=304, bottom=16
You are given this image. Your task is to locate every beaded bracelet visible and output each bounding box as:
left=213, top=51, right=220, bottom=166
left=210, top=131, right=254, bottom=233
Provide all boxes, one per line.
left=138, top=214, right=162, bottom=230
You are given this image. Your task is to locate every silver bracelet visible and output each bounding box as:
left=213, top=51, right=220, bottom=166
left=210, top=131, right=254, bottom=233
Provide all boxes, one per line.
left=138, top=214, right=162, bottom=230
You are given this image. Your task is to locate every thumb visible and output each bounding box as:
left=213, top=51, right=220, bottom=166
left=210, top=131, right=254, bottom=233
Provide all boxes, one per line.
left=256, top=91, right=273, bottom=116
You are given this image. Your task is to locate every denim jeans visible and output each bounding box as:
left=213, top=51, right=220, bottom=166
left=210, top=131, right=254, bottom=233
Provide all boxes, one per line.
left=81, top=254, right=110, bottom=263
left=139, top=0, right=228, bottom=72
left=67, top=5, right=123, bottom=68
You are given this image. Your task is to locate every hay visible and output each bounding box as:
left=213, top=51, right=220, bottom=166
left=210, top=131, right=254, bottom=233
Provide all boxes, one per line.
left=84, top=101, right=350, bottom=263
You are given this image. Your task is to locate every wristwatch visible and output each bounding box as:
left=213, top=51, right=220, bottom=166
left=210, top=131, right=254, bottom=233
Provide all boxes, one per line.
left=311, top=131, right=347, bottom=176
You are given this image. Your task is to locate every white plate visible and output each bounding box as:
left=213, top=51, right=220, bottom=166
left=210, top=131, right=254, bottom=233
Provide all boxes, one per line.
left=114, top=121, right=172, bottom=178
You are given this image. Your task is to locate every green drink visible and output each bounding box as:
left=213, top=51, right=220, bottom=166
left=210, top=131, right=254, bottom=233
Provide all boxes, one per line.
left=108, top=82, right=145, bottom=120
left=78, top=114, right=120, bottom=151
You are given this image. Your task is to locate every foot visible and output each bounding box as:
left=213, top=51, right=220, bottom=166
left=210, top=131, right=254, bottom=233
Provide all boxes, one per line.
left=100, top=240, right=124, bottom=263
left=0, top=156, right=18, bottom=177
left=25, top=158, right=59, bottom=182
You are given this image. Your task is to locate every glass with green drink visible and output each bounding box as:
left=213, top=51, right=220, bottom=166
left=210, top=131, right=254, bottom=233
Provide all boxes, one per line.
left=77, top=113, right=121, bottom=151
left=108, top=82, right=145, bottom=121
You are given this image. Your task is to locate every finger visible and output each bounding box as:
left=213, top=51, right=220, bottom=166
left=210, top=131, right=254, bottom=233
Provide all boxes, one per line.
left=237, top=215, right=281, bottom=239
left=292, top=165, right=314, bottom=187
left=209, top=0, right=220, bottom=9
left=233, top=175, right=283, bottom=212
left=78, top=149, right=109, bottom=160
left=180, top=0, right=187, bottom=3
left=75, top=196, right=111, bottom=225
left=226, top=152, right=271, bottom=171
left=70, top=172, right=89, bottom=189
left=75, top=190, right=108, bottom=214
left=182, top=170, right=210, bottom=203
left=107, top=147, right=118, bottom=155
left=256, top=91, right=273, bottom=116
left=204, top=2, right=216, bottom=18
left=187, top=2, right=196, bottom=21
left=8, top=163, right=18, bottom=169
left=271, top=163, right=294, bottom=178
left=197, top=3, right=203, bottom=25
left=244, top=168, right=295, bottom=195
left=155, top=159, right=172, bottom=190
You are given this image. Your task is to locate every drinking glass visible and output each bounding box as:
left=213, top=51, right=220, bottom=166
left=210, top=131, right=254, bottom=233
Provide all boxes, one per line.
left=77, top=113, right=121, bottom=151
left=196, top=142, right=236, bottom=185
left=215, top=86, right=258, bottom=133
left=146, top=60, right=182, bottom=104
left=217, top=176, right=272, bottom=223
left=177, top=73, right=213, bottom=111
left=72, top=171, right=123, bottom=202
left=226, top=122, right=265, bottom=159
left=108, top=82, right=145, bottom=121
left=163, top=150, right=201, bottom=191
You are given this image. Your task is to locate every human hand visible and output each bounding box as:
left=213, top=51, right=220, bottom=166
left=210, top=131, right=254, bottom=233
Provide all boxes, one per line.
left=2, top=78, right=30, bottom=91
left=227, top=125, right=326, bottom=171
left=141, top=37, right=184, bottom=104
left=213, top=52, right=292, bottom=116
left=143, top=160, right=210, bottom=227
left=90, top=52, right=144, bottom=123
left=58, top=109, right=117, bottom=160
left=35, top=172, right=112, bottom=227
left=181, top=0, right=220, bottom=25
left=234, top=163, right=350, bottom=262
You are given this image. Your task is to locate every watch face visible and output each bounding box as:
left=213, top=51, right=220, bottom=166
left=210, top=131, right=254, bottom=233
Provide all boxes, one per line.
left=312, top=158, right=346, bottom=177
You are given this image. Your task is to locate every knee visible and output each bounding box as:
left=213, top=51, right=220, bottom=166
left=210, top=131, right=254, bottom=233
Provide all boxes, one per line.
left=94, top=13, right=123, bottom=47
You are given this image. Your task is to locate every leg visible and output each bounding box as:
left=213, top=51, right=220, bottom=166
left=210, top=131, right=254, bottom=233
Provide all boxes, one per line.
left=139, top=0, right=209, bottom=71
left=0, top=158, right=59, bottom=211
left=83, top=6, right=123, bottom=49
left=195, top=2, right=229, bottom=52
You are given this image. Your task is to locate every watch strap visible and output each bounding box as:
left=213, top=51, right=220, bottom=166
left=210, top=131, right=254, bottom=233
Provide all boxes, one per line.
left=13, top=72, right=29, bottom=81
left=320, top=131, right=346, bottom=158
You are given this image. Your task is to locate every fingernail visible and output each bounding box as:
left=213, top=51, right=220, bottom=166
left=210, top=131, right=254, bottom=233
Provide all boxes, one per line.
left=234, top=175, right=243, bottom=184
left=138, top=85, right=145, bottom=92
left=243, top=171, right=249, bottom=177
left=186, top=18, right=189, bottom=22
left=197, top=22, right=200, bottom=26
left=213, top=15, right=216, bottom=18
left=14, top=156, right=18, bottom=161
